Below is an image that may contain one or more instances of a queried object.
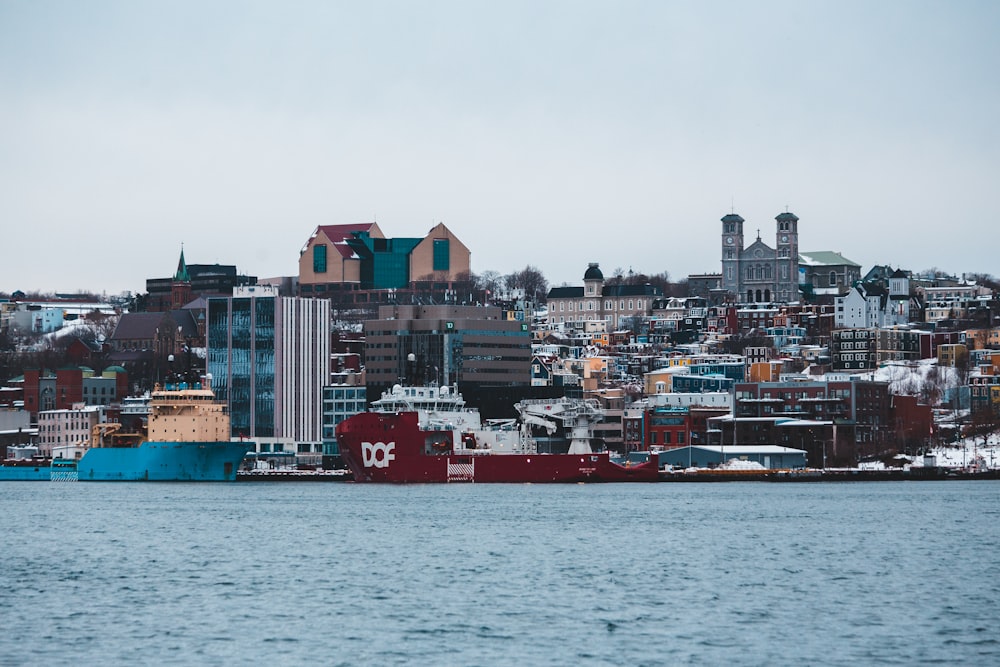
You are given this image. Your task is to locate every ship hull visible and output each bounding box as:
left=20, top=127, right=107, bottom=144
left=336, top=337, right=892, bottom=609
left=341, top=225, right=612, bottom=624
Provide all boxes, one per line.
left=0, top=465, right=53, bottom=481
left=76, top=441, right=250, bottom=481
left=337, top=411, right=659, bottom=483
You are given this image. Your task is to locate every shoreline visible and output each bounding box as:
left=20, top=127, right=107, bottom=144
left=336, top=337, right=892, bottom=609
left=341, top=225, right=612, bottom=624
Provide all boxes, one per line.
left=231, top=466, right=1000, bottom=483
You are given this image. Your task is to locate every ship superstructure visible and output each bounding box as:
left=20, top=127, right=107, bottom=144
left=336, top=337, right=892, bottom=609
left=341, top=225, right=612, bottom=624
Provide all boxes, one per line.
left=2, top=375, right=251, bottom=482
left=340, top=384, right=660, bottom=483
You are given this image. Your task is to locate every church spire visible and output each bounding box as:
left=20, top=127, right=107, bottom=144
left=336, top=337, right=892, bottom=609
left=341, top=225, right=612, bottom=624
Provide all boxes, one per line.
left=174, top=245, right=191, bottom=282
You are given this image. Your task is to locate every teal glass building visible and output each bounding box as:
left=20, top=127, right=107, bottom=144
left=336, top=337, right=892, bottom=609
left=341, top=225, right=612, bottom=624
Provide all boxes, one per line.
left=208, top=286, right=330, bottom=455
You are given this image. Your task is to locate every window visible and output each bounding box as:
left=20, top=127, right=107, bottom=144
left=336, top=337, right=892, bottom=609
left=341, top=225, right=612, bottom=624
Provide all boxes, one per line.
left=313, top=244, right=327, bottom=273
left=433, top=239, right=450, bottom=271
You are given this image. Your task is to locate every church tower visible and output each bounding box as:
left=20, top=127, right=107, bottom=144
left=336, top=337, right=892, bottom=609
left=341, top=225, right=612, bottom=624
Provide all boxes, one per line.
left=170, top=247, right=192, bottom=310
left=774, top=211, right=799, bottom=303
left=720, top=213, right=745, bottom=298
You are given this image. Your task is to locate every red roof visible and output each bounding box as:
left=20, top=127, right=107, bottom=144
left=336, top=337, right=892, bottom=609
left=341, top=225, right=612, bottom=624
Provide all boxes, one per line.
left=312, top=223, right=378, bottom=259
left=316, top=223, right=376, bottom=243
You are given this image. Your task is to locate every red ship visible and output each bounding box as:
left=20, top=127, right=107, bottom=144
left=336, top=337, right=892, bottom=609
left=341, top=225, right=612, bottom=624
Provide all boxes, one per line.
left=336, top=410, right=661, bottom=483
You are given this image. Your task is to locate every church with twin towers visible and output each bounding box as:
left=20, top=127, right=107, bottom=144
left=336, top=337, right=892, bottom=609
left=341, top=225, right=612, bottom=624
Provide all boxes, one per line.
left=720, top=210, right=801, bottom=304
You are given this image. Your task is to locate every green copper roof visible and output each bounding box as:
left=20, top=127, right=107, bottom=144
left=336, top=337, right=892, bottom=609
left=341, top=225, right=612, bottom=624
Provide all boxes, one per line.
left=798, top=251, right=861, bottom=267
left=174, top=247, right=191, bottom=282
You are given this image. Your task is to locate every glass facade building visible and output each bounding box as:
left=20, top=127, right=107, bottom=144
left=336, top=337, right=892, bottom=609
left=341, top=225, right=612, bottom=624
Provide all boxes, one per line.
left=321, top=385, right=368, bottom=455
left=363, top=305, right=532, bottom=400
left=208, top=287, right=330, bottom=454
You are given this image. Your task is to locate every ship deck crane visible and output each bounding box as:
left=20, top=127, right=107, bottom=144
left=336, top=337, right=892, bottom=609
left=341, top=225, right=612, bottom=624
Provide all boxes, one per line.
left=515, top=397, right=605, bottom=454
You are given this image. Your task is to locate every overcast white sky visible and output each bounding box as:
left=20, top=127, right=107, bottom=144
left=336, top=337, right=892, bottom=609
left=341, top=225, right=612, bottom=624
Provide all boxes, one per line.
left=2, top=1, right=998, bottom=295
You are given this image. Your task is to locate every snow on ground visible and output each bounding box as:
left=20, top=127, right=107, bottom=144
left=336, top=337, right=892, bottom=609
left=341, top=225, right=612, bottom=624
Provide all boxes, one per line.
left=909, top=439, right=1000, bottom=470
left=856, top=434, right=1000, bottom=471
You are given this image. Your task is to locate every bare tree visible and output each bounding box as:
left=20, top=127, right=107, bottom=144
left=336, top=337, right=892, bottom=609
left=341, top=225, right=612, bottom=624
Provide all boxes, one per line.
left=504, top=266, right=549, bottom=303
left=476, top=270, right=503, bottom=300
left=920, top=365, right=943, bottom=406
left=967, top=273, right=1000, bottom=292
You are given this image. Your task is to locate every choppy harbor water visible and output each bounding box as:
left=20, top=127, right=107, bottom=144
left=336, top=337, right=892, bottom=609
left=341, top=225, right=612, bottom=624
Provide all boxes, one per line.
left=3, top=481, right=999, bottom=666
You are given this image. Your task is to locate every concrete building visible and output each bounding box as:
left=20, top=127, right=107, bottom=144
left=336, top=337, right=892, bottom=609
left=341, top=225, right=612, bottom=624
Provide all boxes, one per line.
left=545, top=264, right=662, bottom=329
left=37, top=404, right=106, bottom=458
left=207, top=286, right=330, bottom=456
left=363, top=304, right=532, bottom=415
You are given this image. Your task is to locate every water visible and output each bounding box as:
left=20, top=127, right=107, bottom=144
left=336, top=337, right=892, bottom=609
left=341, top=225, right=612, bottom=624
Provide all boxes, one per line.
left=2, top=481, right=998, bottom=666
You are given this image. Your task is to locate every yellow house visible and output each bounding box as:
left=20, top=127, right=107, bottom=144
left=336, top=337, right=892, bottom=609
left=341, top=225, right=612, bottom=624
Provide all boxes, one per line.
left=747, top=361, right=782, bottom=383
left=644, top=368, right=674, bottom=395
left=938, top=344, right=968, bottom=368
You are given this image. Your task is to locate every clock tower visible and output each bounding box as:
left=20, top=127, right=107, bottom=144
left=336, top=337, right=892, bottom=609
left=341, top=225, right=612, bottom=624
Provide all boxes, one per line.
left=720, top=213, right=744, bottom=298
left=774, top=211, right=799, bottom=302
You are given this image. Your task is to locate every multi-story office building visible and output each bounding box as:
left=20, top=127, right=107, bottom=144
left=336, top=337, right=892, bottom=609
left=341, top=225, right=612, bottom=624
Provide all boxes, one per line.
left=207, top=286, right=330, bottom=456
left=321, top=384, right=367, bottom=457
left=363, top=304, right=532, bottom=414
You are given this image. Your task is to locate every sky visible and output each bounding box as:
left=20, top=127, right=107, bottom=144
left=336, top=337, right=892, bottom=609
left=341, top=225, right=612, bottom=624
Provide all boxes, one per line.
left=2, top=0, right=999, bottom=295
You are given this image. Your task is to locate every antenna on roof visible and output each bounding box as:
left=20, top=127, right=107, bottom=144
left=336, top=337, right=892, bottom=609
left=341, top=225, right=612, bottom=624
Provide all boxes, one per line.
left=731, top=196, right=735, bottom=214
